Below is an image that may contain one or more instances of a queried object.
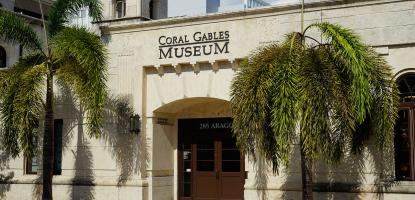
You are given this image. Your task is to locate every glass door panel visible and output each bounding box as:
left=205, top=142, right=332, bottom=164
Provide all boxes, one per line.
left=221, top=137, right=241, bottom=172
left=196, top=134, right=215, bottom=171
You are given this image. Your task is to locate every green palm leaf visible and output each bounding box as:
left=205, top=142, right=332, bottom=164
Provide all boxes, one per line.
left=0, top=54, right=46, bottom=158
left=308, top=22, right=373, bottom=124
left=48, top=0, right=103, bottom=36
left=231, top=22, right=399, bottom=171
left=231, top=33, right=303, bottom=171
left=0, top=1, right=108, bottom=198
left=0, top=9, right=43, bottom=51
left=52, top=27, right=107, bottom=137
left=367, top=49, right=400, bottom=147
left=13, top=64, right=47, bottom=158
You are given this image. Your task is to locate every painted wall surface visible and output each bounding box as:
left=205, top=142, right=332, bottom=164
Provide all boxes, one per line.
left=2, top=0, right=415, bottom=200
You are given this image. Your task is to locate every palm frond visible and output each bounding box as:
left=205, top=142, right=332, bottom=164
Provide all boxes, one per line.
left=366, top=49, right=400, bottom=148
left=48, top=0, right=103, bottom=36
left=0, top=54, right=46, bottom=158
left=52, top=27, right=107, bottom=137
left=231, top=22, right=399, bottom=170
left=0, top=9, right=43, bottom=51
left=299, top=47, right=354, bottom=162
left=269, top=33, right=303, bottom=168
left=231, top=33, right=302, bottom=171
left=309, top=22, right=399, bottom=152
left=13, top=64, right=47, bottom=158
left=309, top=22, right=373, bottom=125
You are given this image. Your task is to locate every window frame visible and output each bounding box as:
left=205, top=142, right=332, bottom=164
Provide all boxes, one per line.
left=395, top=104, right=415, bottom=181
left=25, top=155, right=39, bottom=175
left=115, top=0, right=126, bottom=18
left=395, top=73, right=415, bottom=181
left=25, top=130, right=39, bottom=175
left=24, top=119, right=64, bottom=175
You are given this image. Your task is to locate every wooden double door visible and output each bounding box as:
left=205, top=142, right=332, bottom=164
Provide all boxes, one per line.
left=179, top=118, right=245, bottom=200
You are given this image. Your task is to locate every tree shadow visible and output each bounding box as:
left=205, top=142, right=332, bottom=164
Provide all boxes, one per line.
left=32, top=175, right=42, bottom=200
left=54, top=84, right=95, bottom=200
left=277, top=139, right=399, bottom=200
left=102, top=95, right=147, bottom=186
left=0, top=152, right=13, bottom=200
left=70, top=109, right=95, bottom=200
left=367, top=143, right=399, bottom=200
left=252, top=145, right=303, bottom=200
left=53, top=83, right=147, bottom=199
left=313, top=148, right=366, bottom=200
left=252, top=154, right=270, bottom=200
left=281, top=145, right=302, bottom=200
left=6, top=82, right=147, bottom=200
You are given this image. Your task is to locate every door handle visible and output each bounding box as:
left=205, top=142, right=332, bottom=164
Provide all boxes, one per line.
left=216, top=170, right=219, bottom=179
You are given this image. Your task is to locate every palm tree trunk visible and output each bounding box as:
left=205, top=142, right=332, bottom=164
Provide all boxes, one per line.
left=300, top=137, right=313, bottom=200
left=42, top=72, right=54, bottom=200
left=299, top=0, right=312, bottom=198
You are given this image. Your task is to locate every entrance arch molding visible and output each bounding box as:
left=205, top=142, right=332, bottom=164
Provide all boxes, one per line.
left=146, top=97, right=233, bottom=200
left=154, top=97, right=231, bottom=119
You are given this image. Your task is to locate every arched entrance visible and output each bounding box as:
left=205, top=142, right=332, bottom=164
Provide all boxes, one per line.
left=152, top=97, right=245, bottom=200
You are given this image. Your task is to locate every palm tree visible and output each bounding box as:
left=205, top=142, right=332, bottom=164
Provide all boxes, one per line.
left=230, top=22, right=399, bottom=200
left=0, top=1, right=107, bottom=199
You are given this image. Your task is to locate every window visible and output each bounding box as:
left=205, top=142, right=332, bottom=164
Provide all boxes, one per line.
left=26, top=155, right=39, bottom=174
left=395, top=73, right=415, bottom=180
left=54, top=119, right=63, bottom=175
left=0, top=46, right=6, bottom=68
left=206, top=0, right=220, bottom=13
left=26, top=131, right=39, bottom=174
left=25, top=119, right=63, bottom=175
left=115, top=0, right=126, bottom=18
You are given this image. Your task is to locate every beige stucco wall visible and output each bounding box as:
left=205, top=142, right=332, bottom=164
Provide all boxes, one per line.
left=2, top=0, right=415, bottom=199
left=103, top=0, right=415, bottom=199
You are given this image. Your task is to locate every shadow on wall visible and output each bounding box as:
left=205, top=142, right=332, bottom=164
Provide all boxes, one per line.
left=253, top=153, right=269, bottom=200
left=31, top=83, right=148, bottom=199
left=102, top=95, right=148, bottom=186
left=0, top=152, right=14, bottom=200
left=254, top=138, right=398, bottom=200
left=70, top=105, right=95, bottom=200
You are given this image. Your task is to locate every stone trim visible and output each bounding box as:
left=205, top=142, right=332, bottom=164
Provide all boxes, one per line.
left=143, top=58, right=244, bottom=74
left=244, top=181, right=415, bottom=194
left=0, top=177, right=149, bottom=187
left=147, top=170, right=174, bottom=177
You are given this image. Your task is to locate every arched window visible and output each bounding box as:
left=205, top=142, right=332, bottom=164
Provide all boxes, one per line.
left=0, top=46, right=6, bottom=68
left=395, top=73, right=415, bottom=180
left=115, top=0, right=126, bottom=18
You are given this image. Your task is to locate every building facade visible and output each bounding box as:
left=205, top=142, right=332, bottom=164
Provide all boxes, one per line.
left=2, top=0, right=415, bottom=199
left=0, top=0, right=51, bottom=69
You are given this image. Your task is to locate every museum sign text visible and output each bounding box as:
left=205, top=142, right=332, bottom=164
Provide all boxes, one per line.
left=158, top=31, right=230, bottom=59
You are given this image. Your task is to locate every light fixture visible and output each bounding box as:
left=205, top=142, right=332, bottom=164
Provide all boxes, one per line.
left=129, top=114, right=141, bottom=134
